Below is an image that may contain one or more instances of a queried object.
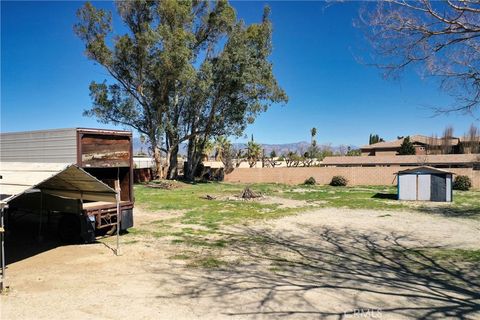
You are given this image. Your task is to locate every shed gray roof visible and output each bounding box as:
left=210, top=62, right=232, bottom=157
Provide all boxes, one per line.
left=0, top=162, right=116, bottom=203
left=397, top=166, right=454, bottom=175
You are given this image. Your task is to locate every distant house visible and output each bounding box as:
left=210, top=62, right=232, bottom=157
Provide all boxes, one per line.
left=359, top=135, right=478, bottom=156
left=322, top=153, right=480, bottom=169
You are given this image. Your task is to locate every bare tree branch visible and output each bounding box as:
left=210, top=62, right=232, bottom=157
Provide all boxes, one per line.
left=360, top=0, right=480, bottom=114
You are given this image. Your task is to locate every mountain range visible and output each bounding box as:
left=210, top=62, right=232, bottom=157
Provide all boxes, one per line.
left=133, top=137, right=358, bottom=156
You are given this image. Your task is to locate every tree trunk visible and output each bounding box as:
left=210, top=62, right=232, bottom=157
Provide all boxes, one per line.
left=187, top=153, right=202, bottom=181
left=184, top=137, right=196, bottom=181
left=167, top=144, right=179, bottom=180
left=153, top=145, right=163, bottom=179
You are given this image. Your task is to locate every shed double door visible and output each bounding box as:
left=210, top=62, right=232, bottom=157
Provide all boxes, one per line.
left=400, top=174, right=432, bottom=201
left=400, top=173, right=447, bottom=201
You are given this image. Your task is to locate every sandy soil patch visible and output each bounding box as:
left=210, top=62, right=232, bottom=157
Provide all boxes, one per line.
left=1, top=207, right=479, bottom=320
left=132, top=206, right=187, bottom=224
left=220, top=195, right=322, bottom=209
left=263, top=208, right=480, bottom=249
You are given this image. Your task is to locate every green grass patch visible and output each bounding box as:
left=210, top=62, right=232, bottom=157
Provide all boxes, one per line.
left=126, top=227, right=149, bottom=236
left=130, top=182, right=479, bottom=269
left=134, top=182, right=311, bottom=228
left=394, top=247, right=480, bottom=264
left=188, top=256, right=227, bottom=269
left=426, top=248, right=480, bottom=263
left=126, top=226, right=173, bottom=238
left=134, top=182, right=480, bottom=229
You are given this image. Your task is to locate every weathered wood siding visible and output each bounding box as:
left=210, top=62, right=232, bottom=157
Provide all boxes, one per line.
left=80, top=134, right=131, bottom=168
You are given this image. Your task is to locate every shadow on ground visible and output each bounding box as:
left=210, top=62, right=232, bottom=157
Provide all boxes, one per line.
left=417, top=206, right=480, bottom=220
left=371, top=193, right=397, bottom=200
left=156, top=226, right=480, bottom=319
left=4, top=212, right=61, bottom=265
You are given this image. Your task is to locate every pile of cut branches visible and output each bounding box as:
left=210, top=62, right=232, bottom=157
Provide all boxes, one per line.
left=239, top=187, right=262, bottom=199
left=146, top=180, right=179, bottom=190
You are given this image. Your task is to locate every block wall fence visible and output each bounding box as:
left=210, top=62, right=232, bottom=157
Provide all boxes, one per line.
left=224, top=166, right=480, bottom=189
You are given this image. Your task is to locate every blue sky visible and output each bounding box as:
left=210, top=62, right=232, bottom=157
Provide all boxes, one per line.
left=1, top=1, right=478, bottom=146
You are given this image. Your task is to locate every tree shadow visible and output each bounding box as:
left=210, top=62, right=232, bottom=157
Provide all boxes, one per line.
left=417, top=206, right=480, bottom=220
left=154, top=226, right=480, bottom=319
left=371, top=193, right=398, bottom=200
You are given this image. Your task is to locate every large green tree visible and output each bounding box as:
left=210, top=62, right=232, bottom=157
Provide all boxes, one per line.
left=74, top=1, right=287, bottom=180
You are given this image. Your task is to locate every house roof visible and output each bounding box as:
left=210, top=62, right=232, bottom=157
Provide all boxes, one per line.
left=459, top=136, right=480, bottom=143
left=361, top=135, right=459, bottom=150
left=0, top=162, right=117, bottom=203
left=322, top=153, right=480, bottom=166
left=397, top=166, right=454, bottom=175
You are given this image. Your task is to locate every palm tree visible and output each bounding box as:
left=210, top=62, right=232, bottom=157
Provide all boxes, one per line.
left=310, top=127, right=317, bottom=143
left=202, top=140, right=215, bottom=161
left=246, top=140, right=262, bottom=168
left=214, top=136, right=230, bottom=161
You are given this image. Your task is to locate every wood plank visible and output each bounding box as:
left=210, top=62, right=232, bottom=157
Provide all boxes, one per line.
left=82, top=152, right=130, bottom=162
left=81, top=143, right=130, bottom=154
left=82, top=159, right=131, bottom=167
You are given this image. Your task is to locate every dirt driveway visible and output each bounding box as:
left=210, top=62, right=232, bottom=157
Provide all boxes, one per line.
left=1, top=208, right=479, bottom=320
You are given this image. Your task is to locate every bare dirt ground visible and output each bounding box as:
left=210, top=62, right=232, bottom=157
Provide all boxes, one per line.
left=1, top=207, right=479, bottom=320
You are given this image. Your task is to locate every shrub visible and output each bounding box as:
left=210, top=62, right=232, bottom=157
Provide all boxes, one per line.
left=330, top=175, right=348, bottom=186
left=453, top=175, right=472, bottom=191
left=304, top=177, right=316, bottom=185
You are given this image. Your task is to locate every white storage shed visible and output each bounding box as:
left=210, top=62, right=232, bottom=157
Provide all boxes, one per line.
left=397, top=166, right=453, bottom=202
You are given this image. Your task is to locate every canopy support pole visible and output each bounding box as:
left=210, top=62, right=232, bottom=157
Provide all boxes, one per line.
left=115, top=167, right=120, bottom=256
left=116, top=192, right=120, bottom=256
left=0, top=201, right=7, bottom=293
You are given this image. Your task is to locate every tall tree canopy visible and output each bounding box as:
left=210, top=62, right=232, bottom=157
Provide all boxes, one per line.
left=369, top=133, right=384, bottom=145
left=398, top=136, right=416, bottom=155
left=361, top=1, right=480, bottom=114
left=74, top=1, right=287, bottom=180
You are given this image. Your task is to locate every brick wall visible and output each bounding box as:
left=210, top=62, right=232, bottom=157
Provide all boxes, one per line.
left=224, top=166, right=480, bottom=189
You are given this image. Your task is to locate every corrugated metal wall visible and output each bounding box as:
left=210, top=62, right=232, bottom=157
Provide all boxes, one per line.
left=0, top=129, right=77, bottom=163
